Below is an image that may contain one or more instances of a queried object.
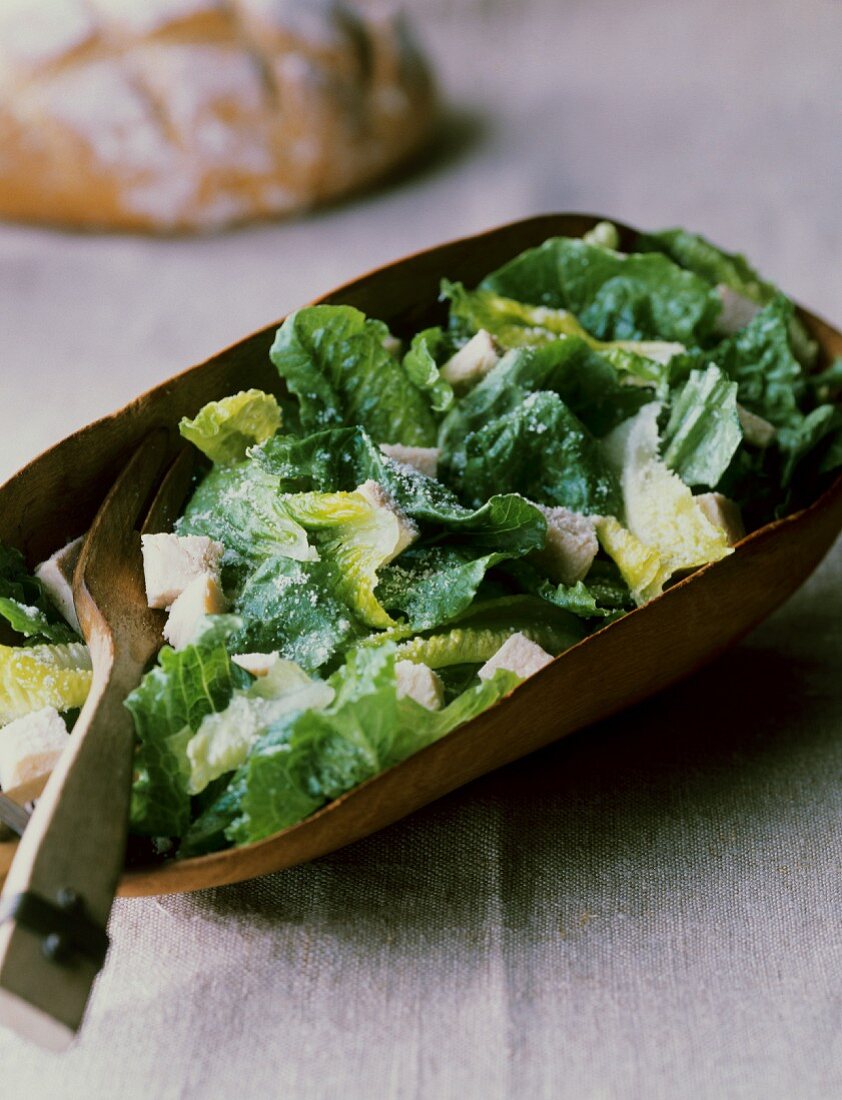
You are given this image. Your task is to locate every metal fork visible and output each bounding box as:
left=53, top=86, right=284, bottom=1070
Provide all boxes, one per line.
left=0, top=433, right=193, bottom=1050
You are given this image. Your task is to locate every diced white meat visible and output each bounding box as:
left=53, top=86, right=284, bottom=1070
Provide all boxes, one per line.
left=440, top=330, right=500, bottom=391
left=478, top=633, right=554, bottom=682
left=163, top=574, right=229, bottom=651
left=737, top=404, right=777, bottom=448
left=141, top=533, right=224, bottom=610
left=34, top=536, right=83, bottom=634
left=381, top=333, right=402, bottom=357
left=715, top=285, right=761, bottom=336
left=379, top=443, right=440, bottom=480
left=0, top=707, right=69, bottom=791
left=232, top=652, right=280, bottom=678
left=530, top=506, right=598, bottom=586
left=696, top=493, right=745, bottom=546
left=355, top=480, right=419, bottom=563
left=395, top=660, right=444, bottom=711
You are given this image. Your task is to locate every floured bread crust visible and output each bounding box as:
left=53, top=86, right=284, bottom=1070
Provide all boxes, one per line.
left=0, top=0, right=436, bottom=232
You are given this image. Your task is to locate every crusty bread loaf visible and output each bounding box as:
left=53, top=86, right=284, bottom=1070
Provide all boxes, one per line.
left=0, top=0, right=436, bottom=233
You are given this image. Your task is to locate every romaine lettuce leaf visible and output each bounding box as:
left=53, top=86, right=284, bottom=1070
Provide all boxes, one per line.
left=395, top=595, right=585, bottom=667
left=402, top=328, right=456, bottom=413
left=779, top=404, right=842, bottom=487
left=638, top=227, right=775, bottom=304
left=269, top=306, right=438, bottom=446
left=479, top=236, right=721, bottom=344
left=819, top=426, right=842, bottom=476
left=637, top=226, right=817, bottom=365
left=376, top=544, right=516, bottom=631
left=450, top=390, right=622, bottom=515
left=178, top=459, right=315, bottom=582
left=179, top=389, right=282, bottom=465
left=594, top=517, right=669, bottom=606
left=225, top=644, right=518, bottom=847
left=808, top=357, right=842, bottom=399
left=186, top=659, right=334, bottom=795
left=442, top=281, right=682, bottom=377
left=126, top=617, right=250, bottom=837
left=255, top=427, right=548, bottom=552
left=0, top=642, right=92, bottom=726
left=601, top=403, right=731, bottom=600
left=0, top=543, right=78, bottom=644
left=229, top=556, right=367, bottom=673
left=182, top=643, right=520, bottom=853
left=499, top=559, right=623, bottom=620
left=437, top=341, right=653, bottom=456
left=661, top=365, right=742, bottom=488
left=443, top=279, right=588, bottom=346
left=282, top=488, right=411, bottom=628
left=695, top=297, right=806, bottom=429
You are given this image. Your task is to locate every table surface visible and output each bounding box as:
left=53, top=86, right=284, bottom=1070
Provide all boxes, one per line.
left=1, top=1, right=840, bottom=1096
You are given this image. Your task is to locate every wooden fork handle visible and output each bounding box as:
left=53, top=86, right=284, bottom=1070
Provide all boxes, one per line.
left=0, top=657, right=138, bottom=1050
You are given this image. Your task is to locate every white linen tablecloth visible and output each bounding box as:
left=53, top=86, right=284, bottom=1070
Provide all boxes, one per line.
left=1, top=1, right=840, bottom=1096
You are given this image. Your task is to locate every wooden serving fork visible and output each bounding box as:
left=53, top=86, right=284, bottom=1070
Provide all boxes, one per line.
left=0, top=433, right=193, bottom=1050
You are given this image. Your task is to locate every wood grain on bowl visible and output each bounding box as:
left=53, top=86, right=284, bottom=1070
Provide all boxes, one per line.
left=1, top=215, right=840, bottom=896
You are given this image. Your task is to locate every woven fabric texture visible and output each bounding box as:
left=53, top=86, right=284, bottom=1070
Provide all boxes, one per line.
left=1, top=1, right=840, bottom=1096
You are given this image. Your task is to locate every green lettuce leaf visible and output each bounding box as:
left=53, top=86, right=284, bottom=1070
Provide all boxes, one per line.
left=808, top=357, right=842, bottom=399
left=282, top=488, right=412, bottom=628
left=499, top=559, right=625, bottom=620
left=438, top=341, right=653, bottom=460
left=179, top=389, right=282, bottom=465
left=226, top=644, right=518, bottom=847
left=0, top=543, right=78, bottom=644
left=638, top=227, right=775, bottom=304
left=178, top=459, right=315, bottom=583
left=442, top=280, right=682, bottom=375
left=229, top=556, right=367, bottom=674
left=126, top=617, right=250, bottom=837
left=819, top=427, right=842, bottom=476
left=478, top=236, right=721, bottom=344
left=376, top=544, right=517, bottom=631
left=637, top=226, right=817, bottom=365
left=186, top=659, right=334, bottom=795
left=402, top=328, right=456, bottom=414
left=269, top=306, right=438, bottom=446
left=443, top=279, right=587, bottom=345
left=601, top=403, right=731, bottom=601
left=449, top=390, right=622, bottom=515
left=661, top=365, right=742, bottom=488
left=395, top=595, right=585, bottom=667
left=255, top=427, right=548, bottom=552
left=694, top=296, right=806, bottom=429
left=183, top=643, right=519, bottom=853
left=0, top=642, right=92, bottom=726
left=779, top=404, right=842, bottom=487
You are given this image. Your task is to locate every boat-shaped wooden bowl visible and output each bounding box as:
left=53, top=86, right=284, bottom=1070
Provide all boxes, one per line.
left=1, top=214, right=840, bottom=896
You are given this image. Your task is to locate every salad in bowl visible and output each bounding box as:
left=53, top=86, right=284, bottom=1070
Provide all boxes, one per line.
left=0, top=221, right=839, bottom=861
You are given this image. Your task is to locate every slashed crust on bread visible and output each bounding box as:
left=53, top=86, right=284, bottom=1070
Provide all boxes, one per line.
left=0, top=0, right=436, bottom=232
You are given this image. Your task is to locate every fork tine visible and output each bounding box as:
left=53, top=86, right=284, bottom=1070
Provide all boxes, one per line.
left=73, top=429, right=170, bottom=587
left=141, top=445, right=195, bottom=537
left=71, top=431, right=175, bottom=658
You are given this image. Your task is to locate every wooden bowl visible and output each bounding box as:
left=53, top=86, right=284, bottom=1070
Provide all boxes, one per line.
left=1, top=214, right=840, bottom=896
